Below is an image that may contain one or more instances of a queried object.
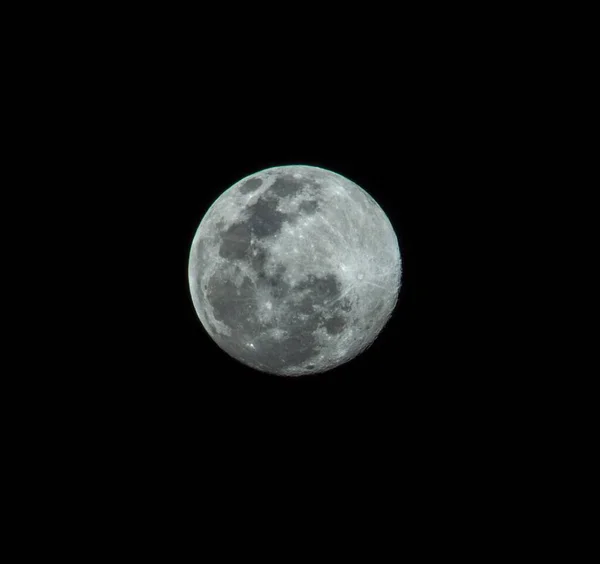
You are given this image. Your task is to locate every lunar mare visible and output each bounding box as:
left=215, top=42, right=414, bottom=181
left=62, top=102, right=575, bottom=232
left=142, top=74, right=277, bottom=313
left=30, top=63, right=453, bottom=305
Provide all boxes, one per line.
left=188, top=165, right=402, bottom=376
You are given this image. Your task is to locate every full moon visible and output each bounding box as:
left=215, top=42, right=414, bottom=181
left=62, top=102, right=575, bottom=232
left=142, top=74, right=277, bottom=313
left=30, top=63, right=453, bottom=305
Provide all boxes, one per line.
left=188, top=165, right=402, bottom=376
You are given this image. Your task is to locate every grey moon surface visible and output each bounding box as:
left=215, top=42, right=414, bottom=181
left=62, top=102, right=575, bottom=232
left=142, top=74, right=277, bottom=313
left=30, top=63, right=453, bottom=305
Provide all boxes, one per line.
left=188, top=165, right=402, bottom=377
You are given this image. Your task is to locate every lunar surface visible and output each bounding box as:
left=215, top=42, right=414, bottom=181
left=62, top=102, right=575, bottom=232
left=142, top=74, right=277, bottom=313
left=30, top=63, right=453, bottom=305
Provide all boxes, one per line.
left=188, top=165, right=402, bottom=376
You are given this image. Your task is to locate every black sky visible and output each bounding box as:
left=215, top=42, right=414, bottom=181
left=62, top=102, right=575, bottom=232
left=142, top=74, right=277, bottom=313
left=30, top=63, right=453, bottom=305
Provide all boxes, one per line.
left=48, top=18, right=525, bottom=527
left=97, top=68, right=496, bottom=446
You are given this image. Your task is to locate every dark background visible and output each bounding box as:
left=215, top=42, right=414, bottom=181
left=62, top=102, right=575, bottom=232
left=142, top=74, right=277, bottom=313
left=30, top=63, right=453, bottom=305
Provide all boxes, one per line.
left=8, top=5, right=573, bottom=553
left=28, top=11, right=540, bottom=538
left=63, top=22, right=514, bottom=467
left=10, top=8, right=566, bottom=553
left=93, top=57, right=502, bottom=468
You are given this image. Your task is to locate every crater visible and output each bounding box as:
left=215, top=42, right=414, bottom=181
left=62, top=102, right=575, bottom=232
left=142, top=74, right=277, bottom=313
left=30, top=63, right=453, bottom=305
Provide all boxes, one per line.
left=239, top=177, right=263, bottom=194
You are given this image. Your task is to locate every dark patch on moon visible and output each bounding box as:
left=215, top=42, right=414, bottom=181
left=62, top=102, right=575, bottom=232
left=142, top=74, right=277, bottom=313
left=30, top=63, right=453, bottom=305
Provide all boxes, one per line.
left=246, top=197, right=288, bottom=238
left=292, top=308, right=322, bottom=335
left=294, top=273, right=342, bottom=306
left=298, top=295, right=316, bottom=314
left=298, top=199, right=319, bottom=214
left=209, top=235, right=353, bottom=374
left=252, top=256, right=289, bottom=295
left=204, top=265, right=330, bottom=374
left=219, top=222, right=252, bottom=259
left=269, top=175, right=305, bottom=198
left=265, top=268, right=290, bottom=299
left=218, top=195, right=290, bottom=261
left=206, top=274, right=257, bottom=335
left=278, top=335, right=320, bottom=367
left=323, top=314, right=347, bottom=335
left=250, top=332, right=321, bottom=373
left=205, top=289, right=322, bottom=373
left=239, top=177, right=263, bottom=194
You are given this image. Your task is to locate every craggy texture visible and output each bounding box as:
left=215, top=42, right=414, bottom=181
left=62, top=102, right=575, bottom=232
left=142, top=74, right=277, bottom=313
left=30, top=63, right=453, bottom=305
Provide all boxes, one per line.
left=188, top=165, right=402, bottom=376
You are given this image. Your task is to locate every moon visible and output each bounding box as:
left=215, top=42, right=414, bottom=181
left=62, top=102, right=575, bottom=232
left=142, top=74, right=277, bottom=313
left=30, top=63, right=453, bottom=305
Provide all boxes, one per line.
left=188, top=165, right=402, bottom=376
